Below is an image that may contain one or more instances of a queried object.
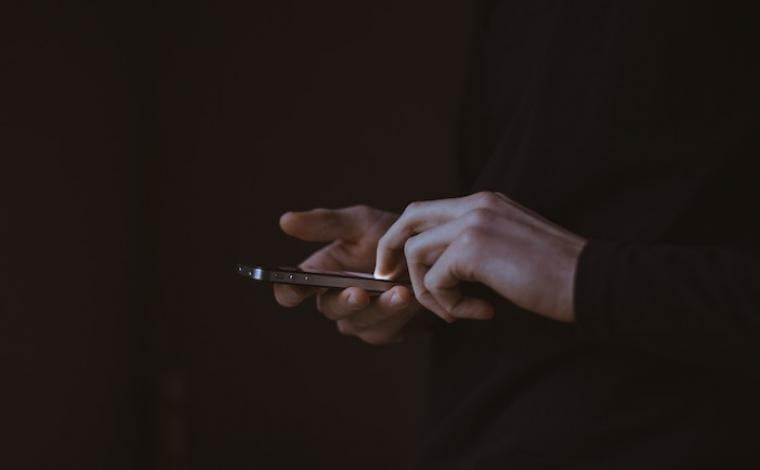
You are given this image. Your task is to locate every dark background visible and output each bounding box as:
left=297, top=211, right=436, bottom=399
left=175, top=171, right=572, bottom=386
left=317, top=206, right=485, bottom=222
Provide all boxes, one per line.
left=2, top=1, right=468, bottom=468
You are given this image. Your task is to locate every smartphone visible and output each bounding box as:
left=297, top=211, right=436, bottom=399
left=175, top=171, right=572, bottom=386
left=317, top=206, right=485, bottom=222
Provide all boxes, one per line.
left=236, top=264, right=408, bottom=293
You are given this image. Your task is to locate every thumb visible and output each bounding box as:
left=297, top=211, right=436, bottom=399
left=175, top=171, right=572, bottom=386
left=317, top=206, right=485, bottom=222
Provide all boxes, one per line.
left=279, top=206, right=368, bottom=242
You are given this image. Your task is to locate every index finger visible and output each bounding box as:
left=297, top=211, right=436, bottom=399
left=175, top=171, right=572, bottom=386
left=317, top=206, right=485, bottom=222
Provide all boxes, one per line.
left=374, top=196, right=477, bottom=279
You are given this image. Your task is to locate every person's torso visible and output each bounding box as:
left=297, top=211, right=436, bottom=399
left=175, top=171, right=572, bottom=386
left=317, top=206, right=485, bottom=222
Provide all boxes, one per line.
left=415, top=2, right=760, bottom=468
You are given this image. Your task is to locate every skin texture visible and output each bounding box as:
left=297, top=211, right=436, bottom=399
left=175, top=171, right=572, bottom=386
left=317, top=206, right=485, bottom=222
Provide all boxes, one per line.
left=274, top=192, right=587, bottom=344
left=274, top=205, right=423, bottom=345
left=374, top=192, right=587, bottom=324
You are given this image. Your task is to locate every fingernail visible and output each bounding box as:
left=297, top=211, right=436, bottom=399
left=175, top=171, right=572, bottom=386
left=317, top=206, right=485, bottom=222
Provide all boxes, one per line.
left=390, top=291, right=402, bottom=307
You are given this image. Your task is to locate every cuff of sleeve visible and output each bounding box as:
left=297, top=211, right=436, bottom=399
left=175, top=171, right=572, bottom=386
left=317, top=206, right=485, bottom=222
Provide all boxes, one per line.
left=574, top=239, right=624, bottom=343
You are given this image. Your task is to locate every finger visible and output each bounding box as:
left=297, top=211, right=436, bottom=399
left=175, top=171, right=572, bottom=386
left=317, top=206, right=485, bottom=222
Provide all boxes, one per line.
left=450, top=297, right=495, bottom=320
left=273, top=283, right=318, bottom=307
left=344, top=299, right=420, bottom=345
left=374, top=195, right=494, bottom=279
left=336, top=286, right=418, bottom=338
left=336, top=286, right=414, bottom=328
left=280, top=205, right=371, bottom=242
left=298, top=243, right=345, bottom=272
left=401, top=214, right=499, bottom=322
left=406, top=247, right=455, bottom=323
left=373, top=199, right=454, bottom=279
left=424, top=244, right=494, bottom=320
left=272, top=243, right=345, bottom=307
left=402, top=213, right=489, bottom=267
left=316, top=287, right=371, bottom=320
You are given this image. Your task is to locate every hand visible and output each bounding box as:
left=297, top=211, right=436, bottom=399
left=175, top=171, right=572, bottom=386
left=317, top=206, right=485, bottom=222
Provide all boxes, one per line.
left=374, top=192, right=587, bottom=323
left=274, top=205, right=424, bottom=345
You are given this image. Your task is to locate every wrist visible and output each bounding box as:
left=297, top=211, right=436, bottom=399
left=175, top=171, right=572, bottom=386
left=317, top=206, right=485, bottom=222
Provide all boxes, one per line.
left=553, top=237, right=588, bottom=323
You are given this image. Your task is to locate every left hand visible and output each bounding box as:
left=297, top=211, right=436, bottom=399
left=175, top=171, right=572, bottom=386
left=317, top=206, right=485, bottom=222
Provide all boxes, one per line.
left=374, top=191, right=587, bottom=323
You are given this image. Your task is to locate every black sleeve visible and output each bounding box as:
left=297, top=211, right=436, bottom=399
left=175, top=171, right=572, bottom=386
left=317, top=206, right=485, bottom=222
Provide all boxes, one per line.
left=575, top=240, right=760, bottom=374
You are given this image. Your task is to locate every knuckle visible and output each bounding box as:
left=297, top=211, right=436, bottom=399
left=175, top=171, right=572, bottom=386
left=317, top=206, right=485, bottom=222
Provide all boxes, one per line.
left=351, top=204, right=372, bottom=218
left=403, top=236, right=418, bottom=260
left=422, top=271, right=437, bottom=293
left=314, top=208, right=337, bottom=225
left=472, top=191, right=502, bottom=209
left=312, top=207, right=330, bottom=217
left=403, top=201, right=421, bottom=215
left=466, top=208, right=493, bottom=227
left=459, top=226, right=486, bottom=246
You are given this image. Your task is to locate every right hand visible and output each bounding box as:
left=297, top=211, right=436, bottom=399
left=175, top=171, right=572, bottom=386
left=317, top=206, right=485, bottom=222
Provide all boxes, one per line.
left=274, top=205, right=424, bottom=345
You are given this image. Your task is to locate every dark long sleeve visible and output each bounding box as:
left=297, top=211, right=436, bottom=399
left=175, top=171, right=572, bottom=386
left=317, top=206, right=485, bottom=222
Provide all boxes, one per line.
left=576, top=241, right=760, bottom=374
left=417, top=3, right=760, bottom=468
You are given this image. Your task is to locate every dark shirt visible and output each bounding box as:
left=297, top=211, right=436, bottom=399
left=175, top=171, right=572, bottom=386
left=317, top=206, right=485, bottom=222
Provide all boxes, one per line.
left=413, top=1, right=760, bottom=468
